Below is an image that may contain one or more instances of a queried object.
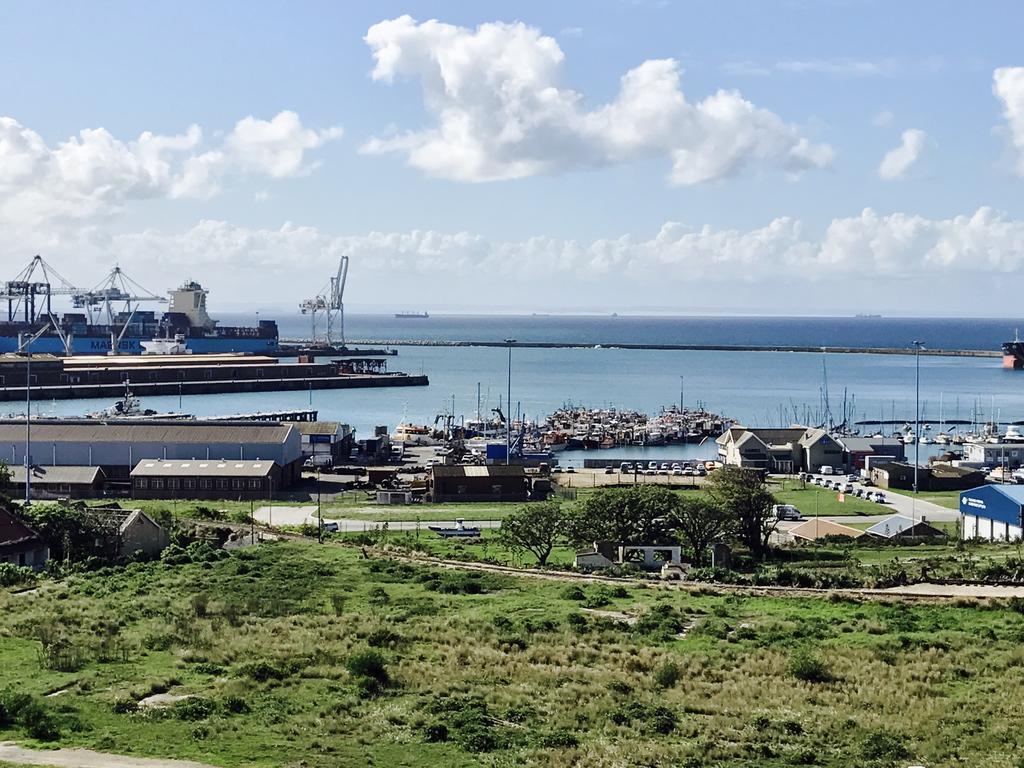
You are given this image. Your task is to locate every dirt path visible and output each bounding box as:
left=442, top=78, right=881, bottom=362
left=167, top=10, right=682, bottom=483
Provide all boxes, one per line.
left=375, top=549, right=1024, bottom=603
left=0, top=743, right=219, bottom=768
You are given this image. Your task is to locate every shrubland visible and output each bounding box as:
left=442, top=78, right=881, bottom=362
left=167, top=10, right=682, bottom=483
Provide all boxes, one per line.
left=3, top=540, right=1024, bottom=766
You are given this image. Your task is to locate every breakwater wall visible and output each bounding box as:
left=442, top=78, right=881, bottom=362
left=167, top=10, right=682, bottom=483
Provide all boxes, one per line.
left=0, top=374, right=429, bottom=402
left=328, top=339, right=1000, bottom=358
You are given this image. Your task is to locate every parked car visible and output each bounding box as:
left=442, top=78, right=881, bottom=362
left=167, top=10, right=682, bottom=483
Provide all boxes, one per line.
left=322, top=521, right=340, bottom=533
left=661, top=463, right=670, bottom=471
left=649, top=462, right=658, bottom=471
left=847, top=474, right=859, bottom=483
left=853, top=488, right=865, bottom=498
left=772, top=504, right=803, bottom=521
left=566, top=466, right=576, bottom=474
left=839, top=483, right=853, bottom=494
left=620, top=462, right=633, bottom=472
left=552, top=467, right=563, bottom=474
left=671, top=467, right=682, bottom=476
left=872, top=492, right=887, bottom=504
left=604, top=466, right=615, bottom=474
left=820, top=465, right=834, bottom=475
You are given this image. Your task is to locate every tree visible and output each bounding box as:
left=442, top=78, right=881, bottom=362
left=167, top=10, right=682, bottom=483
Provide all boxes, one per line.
left=498, top=501, right=568, bottom=566
left=669, top=496, right=733, bottom=566
left=0, top=461, right=10, bottom=505
left=705, top=466, right=777, bottom=560
left=568, top=486, right=677, bottom=546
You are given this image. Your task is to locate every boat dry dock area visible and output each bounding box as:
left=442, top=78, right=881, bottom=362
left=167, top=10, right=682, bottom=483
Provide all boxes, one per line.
left=0, top=352, right=428, bottom=401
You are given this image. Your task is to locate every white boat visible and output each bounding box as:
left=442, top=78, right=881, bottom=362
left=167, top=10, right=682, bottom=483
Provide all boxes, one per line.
left=141, top=333, right=191, bottom=355
left=1005, top=425, right=1024, bottom=443
left=392, top=423, right=440, bottom=446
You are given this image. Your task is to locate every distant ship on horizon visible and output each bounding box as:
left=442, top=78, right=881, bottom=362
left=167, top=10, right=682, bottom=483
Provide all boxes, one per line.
left=394, top=311, right=429, bottom=319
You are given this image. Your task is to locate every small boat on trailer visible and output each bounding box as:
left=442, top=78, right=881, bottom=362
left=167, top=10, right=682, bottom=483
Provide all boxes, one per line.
left=428, top=518, right=481, bottom=538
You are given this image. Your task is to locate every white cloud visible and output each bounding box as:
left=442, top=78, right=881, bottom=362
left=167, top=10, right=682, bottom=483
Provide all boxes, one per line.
left=994, top=66, right=1024, bottom=175
left=0, top=111, right=342, bottom=228
left=723, top=58, right=894, bottom=78
left=22, top=206, right=1022, bottom=305
left=878, top=128, right=927, bottom=180
left=362, top=15, right=832, bottom=184
left=871, top=109, right=894, bottom=128
left=226, top=111, right=343, bottom=178
left=776, top=59, right=891, bottom=76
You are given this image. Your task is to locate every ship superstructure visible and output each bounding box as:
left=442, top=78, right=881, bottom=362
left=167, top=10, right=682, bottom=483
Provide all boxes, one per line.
left=0, top=256, right=278, bottom=355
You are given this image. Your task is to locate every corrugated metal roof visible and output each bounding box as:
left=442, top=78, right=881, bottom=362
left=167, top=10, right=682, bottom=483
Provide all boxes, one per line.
left=788, top=519, right=864, bottom=540
left=0, top=420, right=294, bottom=444
left=285, top=421, right=341, bottom=436
left=432, top=465, right=527, bottom=478
left=0, top=507, right=43, bottom=548
left=131, top=459, right=277, bottom=477
left=9, top=465, right=102, bottom=485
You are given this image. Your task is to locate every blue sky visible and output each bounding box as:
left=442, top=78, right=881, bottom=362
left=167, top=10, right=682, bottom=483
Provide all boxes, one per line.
left=2, top=1, right=1024, bottom=314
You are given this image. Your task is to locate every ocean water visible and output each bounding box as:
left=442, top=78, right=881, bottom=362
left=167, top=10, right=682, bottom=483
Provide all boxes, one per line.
left=24, top=340, right=1024, bottom=467
left=244, top=312, right=1024, bottom=351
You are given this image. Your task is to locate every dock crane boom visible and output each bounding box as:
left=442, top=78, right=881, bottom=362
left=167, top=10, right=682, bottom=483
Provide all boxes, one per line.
left=299, top=254, right=349, bottom=347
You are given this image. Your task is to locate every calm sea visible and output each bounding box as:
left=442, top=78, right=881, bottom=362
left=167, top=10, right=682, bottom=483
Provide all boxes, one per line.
left=265, top=312, right=1021, bottom=351
left=22, top=313, right=1024, bottom=467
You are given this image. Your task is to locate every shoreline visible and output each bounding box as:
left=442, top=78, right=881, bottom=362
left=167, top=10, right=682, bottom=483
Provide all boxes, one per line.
left=289, top=338, right=1001, bottom=358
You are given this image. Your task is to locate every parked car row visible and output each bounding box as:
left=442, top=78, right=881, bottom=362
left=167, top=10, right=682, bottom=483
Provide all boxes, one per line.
left=801, top=472, right=887, bottom=504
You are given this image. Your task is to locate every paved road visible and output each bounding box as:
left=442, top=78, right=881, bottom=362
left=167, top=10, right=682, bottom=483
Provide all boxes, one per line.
left=798, top=476, right=958, bottom=523
left=253, top=506, right=502, bottom=532
left=0, top=743, right=218, bottom=768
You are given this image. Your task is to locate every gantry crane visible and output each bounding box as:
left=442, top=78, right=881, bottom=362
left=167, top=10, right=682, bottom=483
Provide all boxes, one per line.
left=299, top=254, right=349, bottom=347
left=72, top=266, right=167, bottom=354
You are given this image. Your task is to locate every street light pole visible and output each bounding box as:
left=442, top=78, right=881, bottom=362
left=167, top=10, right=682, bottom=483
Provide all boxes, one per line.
left=317, top=467, right=323, bottom=544
left=504, top=338, right=516, bottom=466
left=912, top=340, right=925, bottom=525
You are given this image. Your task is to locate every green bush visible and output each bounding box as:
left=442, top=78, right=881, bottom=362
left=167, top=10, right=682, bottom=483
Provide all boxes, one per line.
left=0, top=691, right=60, bottom=741
left=0, top=562, right=35, bottom=588
left=238, top=659, right=289, bottom=682
left=423, top=721, right=449, bottom=742
left=653, top=660, right=682, bottom=689
left=112, top=697, right=138, bottom=714
left=366, top=628, right=401, bottom=647
left=173, top=696, right=217, bottom=721
left=537, top=728, right=579, bottom=748
left=222, top=695, right=250, bottom=714
left=789, top=649, right=833, bottom=683
left=346, top=650, right=389, bottom=688
left=860, top=729, right=910, bottom=762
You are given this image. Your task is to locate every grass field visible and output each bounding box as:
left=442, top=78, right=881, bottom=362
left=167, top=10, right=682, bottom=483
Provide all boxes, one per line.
left=6, top=541, right=1024, bottom=766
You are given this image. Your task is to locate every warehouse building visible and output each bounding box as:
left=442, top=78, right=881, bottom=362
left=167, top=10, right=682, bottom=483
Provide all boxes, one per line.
left=131, top=459, right=283, bottom=500
left=8, top=465, right=106, bottom=499
left=960, top=485, right=1024, bottom=541
left=430, top=465, right=541, bottom=503
left=837, top=436, right=906, bottom=470
left=871, top=462, right=985, bottom=491
left=0, top=419, right=302, bottom=486
left=284, top=421, right=354, bottom=464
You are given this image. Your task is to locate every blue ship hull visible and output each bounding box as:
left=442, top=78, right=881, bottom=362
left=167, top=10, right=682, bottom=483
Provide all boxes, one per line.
left=0, top=335, right=278, bottom=355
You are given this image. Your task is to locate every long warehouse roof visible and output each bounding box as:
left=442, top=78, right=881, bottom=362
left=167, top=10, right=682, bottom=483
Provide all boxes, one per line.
left=0, top=420, right=294, bottom=444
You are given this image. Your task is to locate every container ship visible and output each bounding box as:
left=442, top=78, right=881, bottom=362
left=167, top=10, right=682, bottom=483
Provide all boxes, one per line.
left=1, top=256, right=278, bottom=355
left=1003, top=331, right=1024, bottom=369
left=394, top=311, right=429, bottom=319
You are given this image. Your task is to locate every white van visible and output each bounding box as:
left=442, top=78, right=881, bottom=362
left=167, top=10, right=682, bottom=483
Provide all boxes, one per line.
left=820, top=465, right=834, bottom=475
left=772, top=504, right=803, bottom=521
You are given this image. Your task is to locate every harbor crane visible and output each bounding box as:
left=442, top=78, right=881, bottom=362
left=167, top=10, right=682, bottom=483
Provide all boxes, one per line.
left=72, top=265, right=167, bottom=355
left=2, top=255, right=80, bottom=355
left=299, top=254, right=349, bottom=347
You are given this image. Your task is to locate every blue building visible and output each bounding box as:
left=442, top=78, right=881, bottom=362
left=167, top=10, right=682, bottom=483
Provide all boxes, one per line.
left=960, top=485, right=1024, bottom=541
